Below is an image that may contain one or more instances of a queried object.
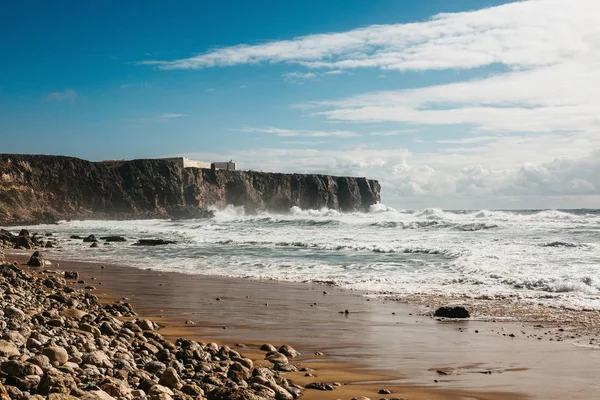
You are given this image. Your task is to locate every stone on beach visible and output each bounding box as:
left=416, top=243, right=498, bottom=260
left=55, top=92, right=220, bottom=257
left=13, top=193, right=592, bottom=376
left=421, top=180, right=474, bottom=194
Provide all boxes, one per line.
left=278, top=344, right=301, bottom=358
left=434, top=305, right=470, bottom=319
left=27, top=250, right=45, bottom=266
left=0, top=260, right=301, bottom=400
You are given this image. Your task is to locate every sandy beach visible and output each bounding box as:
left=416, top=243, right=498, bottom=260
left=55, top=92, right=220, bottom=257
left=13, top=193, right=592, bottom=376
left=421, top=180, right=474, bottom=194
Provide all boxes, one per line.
left=6, top=250, right=600, bottom=400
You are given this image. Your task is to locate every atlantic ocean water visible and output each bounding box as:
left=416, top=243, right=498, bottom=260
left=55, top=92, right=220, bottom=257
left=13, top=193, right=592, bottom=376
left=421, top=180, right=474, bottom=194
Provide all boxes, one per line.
left=23, top=206, right=600, bottom=310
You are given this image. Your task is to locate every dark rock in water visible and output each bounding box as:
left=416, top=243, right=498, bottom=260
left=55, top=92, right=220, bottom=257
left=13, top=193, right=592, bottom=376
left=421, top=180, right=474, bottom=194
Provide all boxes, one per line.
left=18, top=229, right=29, bottom=237
left=14, top=236, right=33, bottom=249
left=44, top=241, right=54, bottom=248
left=27, top=251, right=44, bottom=267
left=100, top=235, right=126, bottom=242
left=542, top=241, right=578, bottom=248
left=90, top=242, right=99, bottom=248
left=70, top=235, right=83, bottom=239
left=434, top=306, right=470, bottom=319
left=133, top=239, right=176, bottom=246
left=83, top=234, right=97, bottom=243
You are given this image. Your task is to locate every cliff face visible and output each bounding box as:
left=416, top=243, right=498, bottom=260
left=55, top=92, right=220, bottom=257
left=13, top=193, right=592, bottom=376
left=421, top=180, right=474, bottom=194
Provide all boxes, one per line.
left=0, top=154, right=381, bottom=225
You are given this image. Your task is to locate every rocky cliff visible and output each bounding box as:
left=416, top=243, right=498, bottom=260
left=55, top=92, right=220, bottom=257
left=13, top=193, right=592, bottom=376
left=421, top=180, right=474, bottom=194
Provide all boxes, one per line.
left=0, top=154, right=381, bottom=225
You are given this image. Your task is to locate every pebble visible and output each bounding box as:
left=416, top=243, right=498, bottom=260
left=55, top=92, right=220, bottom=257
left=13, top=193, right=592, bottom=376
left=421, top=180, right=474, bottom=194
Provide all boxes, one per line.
left=0, top=256, right=302, bottom=400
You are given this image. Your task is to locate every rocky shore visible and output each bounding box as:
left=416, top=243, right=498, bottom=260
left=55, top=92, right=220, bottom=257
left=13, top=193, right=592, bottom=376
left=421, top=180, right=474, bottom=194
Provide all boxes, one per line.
left=0, top=154, right=381, bottom=225
left=0, top=260, right=306, bottom=400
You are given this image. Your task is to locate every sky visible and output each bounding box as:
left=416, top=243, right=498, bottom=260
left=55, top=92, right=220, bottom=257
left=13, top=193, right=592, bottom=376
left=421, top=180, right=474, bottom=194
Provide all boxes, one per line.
left=1, top=0, right=599, bottom=210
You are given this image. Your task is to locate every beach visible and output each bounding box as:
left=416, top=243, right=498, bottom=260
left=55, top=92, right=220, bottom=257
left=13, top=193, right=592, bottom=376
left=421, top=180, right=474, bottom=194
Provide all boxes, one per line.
left=5, top=250, right=600, bottom=400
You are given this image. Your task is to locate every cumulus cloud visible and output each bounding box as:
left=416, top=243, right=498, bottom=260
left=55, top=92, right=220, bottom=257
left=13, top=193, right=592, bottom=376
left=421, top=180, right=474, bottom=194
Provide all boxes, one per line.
left=45, top=89, right=77, bottom=102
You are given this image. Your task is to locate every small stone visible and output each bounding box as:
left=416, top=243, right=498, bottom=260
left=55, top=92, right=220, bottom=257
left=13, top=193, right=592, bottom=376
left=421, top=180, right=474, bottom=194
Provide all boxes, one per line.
left=260, top=343, right=277, bottom=352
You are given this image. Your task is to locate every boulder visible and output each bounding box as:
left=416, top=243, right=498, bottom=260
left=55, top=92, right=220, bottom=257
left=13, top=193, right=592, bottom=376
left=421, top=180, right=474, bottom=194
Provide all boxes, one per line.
left=37, top=369, right=76, bottom=395
left=0, top=339, right=20, bottom=357
left=158, top=367, right=183, bottom=390
left=100, top=236, right=126, bottom=242
left=434, top=306, right=470, bottom=319
left=278, top=344, right=301, bottom=358
left=83, top=350, right=113, bottom=368
left=133, top=239, right=176, bottom=246
left=15, top=236, right=34, bottom=249
left=64, top=271, right=79, bottom=280
left=83, top=235, right=98, bottom=243
left=27, top=251, right=44, bottom=267
left=42, top=346, right=69, bottom=366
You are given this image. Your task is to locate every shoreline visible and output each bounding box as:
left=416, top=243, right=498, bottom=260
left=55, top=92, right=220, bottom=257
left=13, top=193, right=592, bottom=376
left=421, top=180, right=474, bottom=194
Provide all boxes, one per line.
left=7, top=250, right=600, bottom=399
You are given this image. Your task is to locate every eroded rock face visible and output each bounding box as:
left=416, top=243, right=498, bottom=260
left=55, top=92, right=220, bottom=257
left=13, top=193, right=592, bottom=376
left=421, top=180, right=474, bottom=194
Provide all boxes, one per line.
left=0, top=154, right=381, bottom=225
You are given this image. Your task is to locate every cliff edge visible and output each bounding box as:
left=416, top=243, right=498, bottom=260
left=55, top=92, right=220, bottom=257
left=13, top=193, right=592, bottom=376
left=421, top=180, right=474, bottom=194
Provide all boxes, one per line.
left=0, top=154, right=381, bottom=225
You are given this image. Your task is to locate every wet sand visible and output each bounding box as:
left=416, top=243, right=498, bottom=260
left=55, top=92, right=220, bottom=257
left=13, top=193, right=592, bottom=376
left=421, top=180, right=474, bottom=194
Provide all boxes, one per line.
left=7, top=250, right=600, bottom=399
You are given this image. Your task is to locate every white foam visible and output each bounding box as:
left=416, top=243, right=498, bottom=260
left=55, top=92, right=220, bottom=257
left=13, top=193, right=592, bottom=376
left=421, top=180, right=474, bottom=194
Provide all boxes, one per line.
left=20, top=206, right=600, bottom=310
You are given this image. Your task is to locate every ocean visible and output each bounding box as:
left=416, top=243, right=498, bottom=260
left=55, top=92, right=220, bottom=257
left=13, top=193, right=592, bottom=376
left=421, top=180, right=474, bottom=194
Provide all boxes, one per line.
left=22, top=205, right=600, bottom=311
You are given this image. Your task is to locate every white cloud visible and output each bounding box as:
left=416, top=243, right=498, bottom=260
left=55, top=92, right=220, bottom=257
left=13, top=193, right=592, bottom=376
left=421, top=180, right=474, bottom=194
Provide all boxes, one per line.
left=369, top=129, right=418, bottom=136
left=45, top=89, right=77, bottom=102
left=179, top=143, right=600, bottom=209
left=239, top=126, right=360, bottom=138
left=140, top=1, right=598, bottom=73
left=133, top=113, right=185, bottom=123
left=151, top=0, right=600, bottom=208
left=282, top=72, right=317, bottom=80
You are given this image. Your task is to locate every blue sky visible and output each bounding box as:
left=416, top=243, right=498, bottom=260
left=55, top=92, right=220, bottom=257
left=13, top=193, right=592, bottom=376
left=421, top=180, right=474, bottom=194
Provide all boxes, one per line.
left=1, top=0, right=599, bottom=209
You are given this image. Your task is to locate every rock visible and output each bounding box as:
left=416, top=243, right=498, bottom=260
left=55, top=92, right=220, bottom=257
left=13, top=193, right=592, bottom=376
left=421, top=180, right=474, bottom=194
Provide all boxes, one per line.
left=434, top=306, right=470, bottom=319
left=137, top=319, right=156, bottom=330
left=64, top=271, right=79, bottom=280
left=278, top=344, right=301, bottom=358
left=260, top=343, right=277, bottom=352
left=37, top=369, right=76, bottom=395
left=80, top=390, right=116, bottom=400
left=90, top=242, right=99, bottom=248
left=42, top=346, right=69, bottom=365
left=27, top=251, right=45, bottom=266
left=0, top=339, right=20, bottom=357
left=15, top=236, right=34, bottom=249
left=0, top=384, right=9, bottom=400
left=133, top=239, right=177, bottom=246
left=47, top=394, right=79, bottom=400
left=158, top=367, right=183, bottom=390
left=83, top=235, right=98, bottom=243
left=70, top=235, right=83, bottom=239
left=4, top=306, right=26, bottom=322
left=180, top=384, right=204, bottom=397
left=305, top=382, right=334, bottom=391
left=378, top=389, right=392, bottom=394
left=265, top=352, right=288, bottom=365
left=100, top=236, right=127, bottom=242
left=148, top=385, right=174, bottom=397
left=83, top=350, right=113, bottom=368
left=0, top=360, right=43, bottom=377
left=352, top=397, right=371, bottom=400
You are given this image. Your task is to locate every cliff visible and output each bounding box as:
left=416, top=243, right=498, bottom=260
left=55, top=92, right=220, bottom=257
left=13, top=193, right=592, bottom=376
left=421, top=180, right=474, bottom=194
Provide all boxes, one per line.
left=0, top=154, right=381, bottom=225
